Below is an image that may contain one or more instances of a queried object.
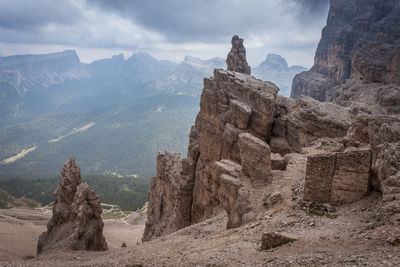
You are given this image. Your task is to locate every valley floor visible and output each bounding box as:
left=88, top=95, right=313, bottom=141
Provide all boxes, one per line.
left=1, top=154, right=400, bottom=266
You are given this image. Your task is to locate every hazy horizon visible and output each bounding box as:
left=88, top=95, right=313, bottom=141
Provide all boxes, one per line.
left=0, top=0, right=329, bottom=68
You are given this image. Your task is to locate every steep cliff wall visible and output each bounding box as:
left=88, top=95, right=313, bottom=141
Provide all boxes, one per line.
left=291, top=0, right=400, bottom=102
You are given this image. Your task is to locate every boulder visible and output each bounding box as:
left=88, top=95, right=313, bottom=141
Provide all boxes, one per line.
left=260, top=232, right=297, bottom=250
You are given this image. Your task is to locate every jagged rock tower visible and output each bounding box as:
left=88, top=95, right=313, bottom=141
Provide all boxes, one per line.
left=37, top=157, right=107, bottom=254
left=226, top=35, right=251, bottom=75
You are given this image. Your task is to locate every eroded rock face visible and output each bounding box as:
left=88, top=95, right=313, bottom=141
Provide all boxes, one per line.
left=347, top=115, right=400, bottom=224
left=226, top=35, right=251, bottom=75
left=238, top=133, right=272, bottom=184
left=303, top=148, right=371, bottom=205
left=142, top=152, right=193, bottom=242
left=291, top=0, right=400, bottom=102
left=37, top=158, right=107, bottom=254
left=270, top=96, right=352, bottom=154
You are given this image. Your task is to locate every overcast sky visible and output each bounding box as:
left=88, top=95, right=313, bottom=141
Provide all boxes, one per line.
left=0, top=0, right=329, bottom=68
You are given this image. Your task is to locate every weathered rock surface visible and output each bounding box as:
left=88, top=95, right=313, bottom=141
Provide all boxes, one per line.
left=37, top=158, right=107, bottom=254
left=142, top=152, right=193, bottom=242
left=226, top=35, right=251, bottom=75
left=304, top=148, right=371, bottom=205
left=270, top=95, right=352, bottom=153
left=291, top=0, right=400, bottom=103
left=260, top=232, right=298, bottom=250
left=238, top=133, right=272, bottom=184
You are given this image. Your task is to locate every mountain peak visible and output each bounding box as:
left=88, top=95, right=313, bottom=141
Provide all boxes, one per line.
left=264, top=54, right=289, bottom=71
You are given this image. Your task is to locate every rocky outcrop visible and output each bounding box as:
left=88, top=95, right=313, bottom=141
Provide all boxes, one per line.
left=143, top=65, right=363, bottom=241
left=226, top=35, right=251, bottom=75
left=142, top=152, right=193, bottom=241
left=37, top=158, right=107, bottom=254
left=143, top=0, right=400, bottom=244
left=291, top=0, right=400, bottom=103
left=270, top=95, right=352, bottom=154
left=347, top=115, right=400, bottom=224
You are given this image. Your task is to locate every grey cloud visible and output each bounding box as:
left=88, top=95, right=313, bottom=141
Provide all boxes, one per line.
left=0, top=0, right=81, bottom=31
left=86, top=0, right=329, bottom=43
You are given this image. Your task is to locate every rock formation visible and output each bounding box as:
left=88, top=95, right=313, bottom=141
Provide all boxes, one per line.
left=144, top=1, right=400, bottom=242
left=37, top=158, right=107, bottom=254
left=291, top=0, right=400, bottom=104
left=226, top=35, right=251, bottom=75
left=142, top=152, right=193, bottom=241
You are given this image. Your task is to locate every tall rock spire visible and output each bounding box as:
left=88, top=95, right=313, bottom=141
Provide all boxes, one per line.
left=226, top=35, right=251, bottom=75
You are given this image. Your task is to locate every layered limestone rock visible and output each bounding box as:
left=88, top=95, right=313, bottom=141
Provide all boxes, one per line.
left=291, top=0, right=400, bottom=104
left=226, top=35, right=251, bottom=75
left=37, top=158, right=107, bottom=254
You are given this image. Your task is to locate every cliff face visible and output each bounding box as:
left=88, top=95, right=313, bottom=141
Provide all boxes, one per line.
left=291, top=0, right=400, bottom=102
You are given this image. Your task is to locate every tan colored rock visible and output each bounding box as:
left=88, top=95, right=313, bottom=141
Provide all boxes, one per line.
left=303, top=149, right=371, bottom=205
left=303, top=153, right=336, bottom=203
left=238, top=133, right=272, bottom=184
left=229, top=99, right=252, bottom=129
left=260, top=232, right=297, bottom=250
left=37, top=158, right=107, bottom=254
left=331, top=149, right=371, bottom=205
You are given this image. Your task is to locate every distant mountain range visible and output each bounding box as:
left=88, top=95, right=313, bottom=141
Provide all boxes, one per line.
left=0, top=50, right=226, bottom=127
left=0, top=50, right=305, bottom=180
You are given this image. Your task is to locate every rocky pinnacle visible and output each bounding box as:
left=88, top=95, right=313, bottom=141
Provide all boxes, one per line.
left=226, top=35, right=251, bottom=75
left=37, top=157, right=107, bottom=254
